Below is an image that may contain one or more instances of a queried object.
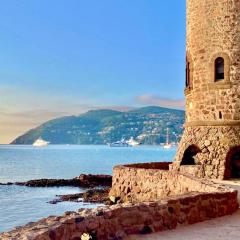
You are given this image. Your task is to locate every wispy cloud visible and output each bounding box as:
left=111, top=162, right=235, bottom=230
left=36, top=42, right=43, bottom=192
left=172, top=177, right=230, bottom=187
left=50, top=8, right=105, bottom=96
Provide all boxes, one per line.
left=0, top=85, right=184, bottom=143
left=0, top=106, right=135, bottom=144
left=0, top=85, right=97, bottom=143
left=0, top=85, right=135, bottom=143
left=0, top=108, right=81, bottom=144
left=135, top=94, right=185, bottom=110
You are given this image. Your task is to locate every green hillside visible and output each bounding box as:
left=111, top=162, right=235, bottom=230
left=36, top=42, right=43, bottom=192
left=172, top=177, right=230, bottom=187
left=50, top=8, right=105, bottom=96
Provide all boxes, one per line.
left=11, top=106, right=185, bottom=145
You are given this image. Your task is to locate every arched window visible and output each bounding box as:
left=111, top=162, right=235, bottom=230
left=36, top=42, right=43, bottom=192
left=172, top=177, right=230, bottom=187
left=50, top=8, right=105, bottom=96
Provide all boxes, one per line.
left=215, top=57, right=224, bottom=81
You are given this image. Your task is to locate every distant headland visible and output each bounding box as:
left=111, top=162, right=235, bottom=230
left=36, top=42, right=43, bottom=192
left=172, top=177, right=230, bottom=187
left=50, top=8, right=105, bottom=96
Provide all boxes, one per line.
left=11, top=106, right=184, bottom=145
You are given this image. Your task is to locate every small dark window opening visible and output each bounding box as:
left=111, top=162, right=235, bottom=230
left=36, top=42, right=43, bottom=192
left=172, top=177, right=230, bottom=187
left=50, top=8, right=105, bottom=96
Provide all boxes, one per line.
left=186, top=61, right=190, bottom=87
left=181, top=145, right=201, bottom=166
left=215, top=57, right=224, bottom=81
left=219, top=111, right=222, bottom=119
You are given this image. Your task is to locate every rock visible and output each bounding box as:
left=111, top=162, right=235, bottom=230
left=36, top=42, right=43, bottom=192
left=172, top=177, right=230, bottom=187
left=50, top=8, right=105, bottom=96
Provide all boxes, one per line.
left=110, top=196, right=116, bottom=203
left=140, top=225, right=153, bottom=234
left=49, top=188, right=111, bottom=205
left=14, top=174, right=112, bottom=188
left=48, top=199, right=61, bottom=204
left=204, top=140, right=211, bottom=147
left=0, top=182, right=14, bottom=186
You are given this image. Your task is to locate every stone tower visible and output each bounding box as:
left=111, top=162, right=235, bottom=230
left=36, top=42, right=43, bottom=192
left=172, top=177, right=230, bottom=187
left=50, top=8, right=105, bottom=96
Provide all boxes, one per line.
left=174, top=0, right=240, bottom=179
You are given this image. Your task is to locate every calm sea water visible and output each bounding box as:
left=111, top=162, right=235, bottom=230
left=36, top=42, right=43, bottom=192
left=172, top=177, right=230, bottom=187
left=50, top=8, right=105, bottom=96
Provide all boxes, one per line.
left=0, top=145, right=176, bottom=233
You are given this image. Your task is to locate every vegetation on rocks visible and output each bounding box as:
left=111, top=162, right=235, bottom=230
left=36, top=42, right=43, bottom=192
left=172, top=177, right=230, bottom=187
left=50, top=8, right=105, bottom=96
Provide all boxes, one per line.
left=11, top=106, right=184, bottom=145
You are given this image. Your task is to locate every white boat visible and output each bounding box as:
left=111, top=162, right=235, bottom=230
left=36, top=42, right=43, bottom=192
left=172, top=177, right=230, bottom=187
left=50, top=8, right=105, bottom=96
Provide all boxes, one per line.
left=108, top=139, right=130, bottom=147
left=127, top=137, right=140, bottom=147
left=33, top=138, right=49, bottom=147
left=163, top=144, right=172, bottom=149
left=163, top=128, right=172, bottom=149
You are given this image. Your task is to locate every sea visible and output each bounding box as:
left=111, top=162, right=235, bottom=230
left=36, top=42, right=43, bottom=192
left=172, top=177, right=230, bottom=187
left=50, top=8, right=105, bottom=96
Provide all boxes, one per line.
left=0, top=145, right=176, bottom=233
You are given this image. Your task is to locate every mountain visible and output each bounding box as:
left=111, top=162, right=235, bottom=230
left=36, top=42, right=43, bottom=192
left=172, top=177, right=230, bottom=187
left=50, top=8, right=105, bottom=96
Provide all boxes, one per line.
left=11, top=106, right=185, bottom=145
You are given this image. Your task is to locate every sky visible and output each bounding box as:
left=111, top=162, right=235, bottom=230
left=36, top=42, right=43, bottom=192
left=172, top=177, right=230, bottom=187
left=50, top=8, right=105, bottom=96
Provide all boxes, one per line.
left=0, top=0, right=186, bottom=144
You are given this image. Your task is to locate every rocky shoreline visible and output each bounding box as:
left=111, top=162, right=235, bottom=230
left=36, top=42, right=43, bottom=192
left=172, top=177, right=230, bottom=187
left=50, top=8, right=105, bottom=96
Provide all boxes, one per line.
left=49, top=188, right=111, bottom=204
left=0, top=174, right=112, bottom=187
left=0, top=174, right=112, bottom=205
left=1, top=166, right=239, bottom=239
left=15, top=174, right=112, bottom=188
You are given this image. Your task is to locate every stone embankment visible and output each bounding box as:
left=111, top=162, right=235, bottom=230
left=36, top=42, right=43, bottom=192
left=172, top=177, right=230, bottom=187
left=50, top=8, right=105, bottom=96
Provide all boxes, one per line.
left=0, top=162, right=238, bottom=240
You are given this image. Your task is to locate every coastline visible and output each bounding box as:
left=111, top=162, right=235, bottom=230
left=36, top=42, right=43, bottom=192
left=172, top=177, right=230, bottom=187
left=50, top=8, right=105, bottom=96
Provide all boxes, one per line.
left=0, top=145, right=176, bottom=233
left=1, top=167, right=238, bottom=239
left=0, top=174, right=112, bottom=205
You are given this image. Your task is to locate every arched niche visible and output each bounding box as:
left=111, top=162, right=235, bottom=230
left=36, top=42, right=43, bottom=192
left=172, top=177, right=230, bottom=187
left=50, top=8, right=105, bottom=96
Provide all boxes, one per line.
left=180, top=144, right=201, bottom=166
left=224, top=146, right=240, bottom=179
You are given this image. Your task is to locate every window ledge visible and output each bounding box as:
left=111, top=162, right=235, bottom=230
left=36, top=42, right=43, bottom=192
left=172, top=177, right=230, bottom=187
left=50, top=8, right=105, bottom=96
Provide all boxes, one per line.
left=215, top=79, right=224, bottom=82
left=208, top=82, right=231, bottom=89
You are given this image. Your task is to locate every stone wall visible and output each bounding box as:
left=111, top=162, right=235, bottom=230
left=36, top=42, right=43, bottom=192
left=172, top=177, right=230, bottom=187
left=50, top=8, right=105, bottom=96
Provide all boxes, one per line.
left=178, top=0, right=240, bottom=180
left=1, top=191, right=238, bottom=240
left=109, top=163, right=234, bottom=202
left=174, top=126, right=240, bottom=179
left=185, top=0, right=240, bottom=122
left=1, top=163, right=238, bottom=239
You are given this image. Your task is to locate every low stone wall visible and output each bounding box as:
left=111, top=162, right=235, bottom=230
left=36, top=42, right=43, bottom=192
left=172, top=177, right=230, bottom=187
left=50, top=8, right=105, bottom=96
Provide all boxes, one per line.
left=1, top=163, right=238, bottom=240
left=174, top=165, right=205, bottom=178
left=1, top=189, right=238, bottom=240
left=109, top=162, right=225, bottom=203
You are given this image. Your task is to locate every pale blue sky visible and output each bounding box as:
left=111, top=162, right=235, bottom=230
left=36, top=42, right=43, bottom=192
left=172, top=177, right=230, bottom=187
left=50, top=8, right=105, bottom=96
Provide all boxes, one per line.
left=0, top=0, right=186, bottom=143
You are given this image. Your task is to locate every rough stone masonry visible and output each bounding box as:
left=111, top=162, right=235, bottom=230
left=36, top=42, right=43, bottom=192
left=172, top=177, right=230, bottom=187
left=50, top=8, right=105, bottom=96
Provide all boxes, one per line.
left=1, top=0, right=240, bottom=239
left=173, top=0, right=240, bottom=180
